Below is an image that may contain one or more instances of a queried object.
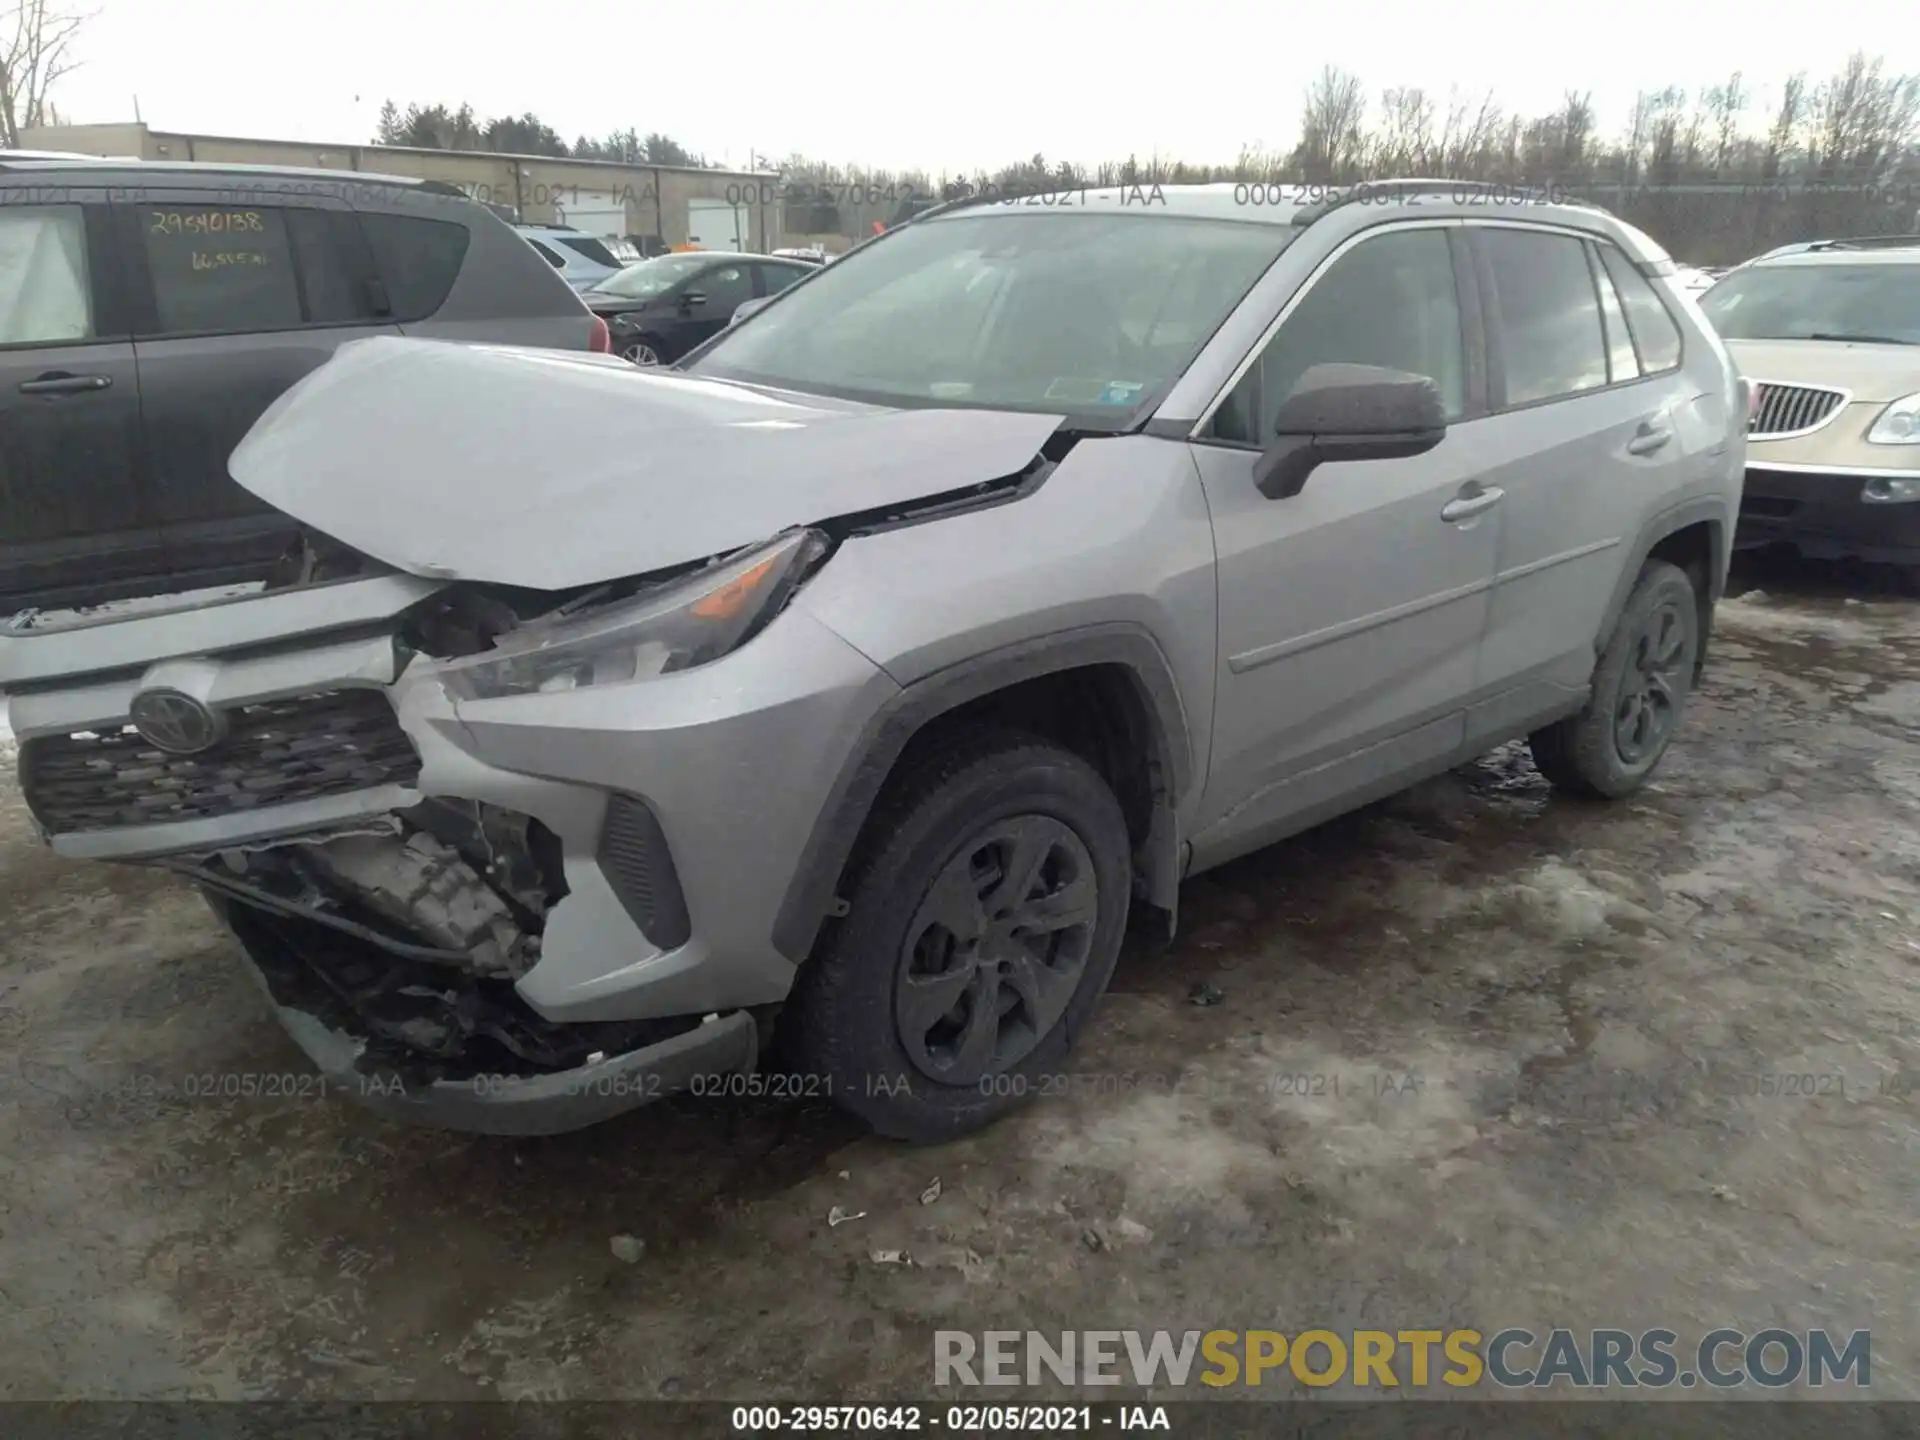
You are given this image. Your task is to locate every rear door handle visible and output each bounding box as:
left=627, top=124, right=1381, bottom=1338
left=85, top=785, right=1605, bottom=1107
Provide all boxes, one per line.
left=1626, top=417, right=1674, bottom=455
left=19, top=372, right=111, bottom=395
left=1440, top=485, right=1504, bottom=523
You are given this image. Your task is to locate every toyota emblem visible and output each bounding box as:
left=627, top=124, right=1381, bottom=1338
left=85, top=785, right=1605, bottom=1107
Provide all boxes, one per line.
left=128, top=688, right=227, bottom=755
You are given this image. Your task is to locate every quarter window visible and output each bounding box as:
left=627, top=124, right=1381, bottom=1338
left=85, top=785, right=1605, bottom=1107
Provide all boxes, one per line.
left=1598, top=245, right=1683, bottom=373
left=1212, top=227, right=1466, bottom=444
left=0, top=205, right=93, bottom=344
left=1478, top=227, right=1608, bottom=406
left=360, top=212, right=471, bottom=321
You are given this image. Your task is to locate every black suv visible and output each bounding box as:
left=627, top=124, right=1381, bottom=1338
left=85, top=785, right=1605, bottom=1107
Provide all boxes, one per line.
left=0, top=160, right=604, bottom=613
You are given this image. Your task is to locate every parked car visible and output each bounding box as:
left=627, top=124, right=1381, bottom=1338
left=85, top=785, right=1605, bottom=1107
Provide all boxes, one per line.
left=1698, top=239, right=1920, bottom=569
left=770, top=246, right=829, bottom=266
left=513, top=223, right=625, bottom=291
left=580, top=251, right=817, bottom=364
left=0, top=181, right=1743, bottom=1140
left=0, top=158, right=605, bottom=616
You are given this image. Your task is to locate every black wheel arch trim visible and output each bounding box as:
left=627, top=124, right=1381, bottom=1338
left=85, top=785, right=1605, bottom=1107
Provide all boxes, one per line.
left=771, top=622, right=1194, bottom=963
left=1595, top=494, right=1729, bottom=669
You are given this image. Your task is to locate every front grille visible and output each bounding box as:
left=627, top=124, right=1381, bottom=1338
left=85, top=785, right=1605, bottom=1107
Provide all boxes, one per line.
left=21, top=688, right=419, bottom=835
left=1750, top=382, right=1847, bottom=439
left=597, top=792, right=692, bottom=950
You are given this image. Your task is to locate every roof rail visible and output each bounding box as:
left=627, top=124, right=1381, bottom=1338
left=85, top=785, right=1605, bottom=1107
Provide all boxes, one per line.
left=1802, top=234, right=1920, bottom=251
left=1289, top=178, right=1611, bottom=226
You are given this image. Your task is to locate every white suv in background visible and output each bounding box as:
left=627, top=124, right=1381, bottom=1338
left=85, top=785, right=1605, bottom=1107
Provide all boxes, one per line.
left=514, top=224, right=626, bottom=290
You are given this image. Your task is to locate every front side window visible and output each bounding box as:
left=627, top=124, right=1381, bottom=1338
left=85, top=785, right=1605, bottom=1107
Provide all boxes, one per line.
left=0, top=205, right=93, bottom=344
left=689, top=264, right=752, bottom=308
left=1697, top=260, right=1920, bottom=346
left=139, top=205, right=301, bottom=335
left=688, top=211, right=1294, bottom=420
left=1211, top=227, right=1466, bottom=443
left=1478, top=227, right=1609, bottom=406
left=588, top=252, right=714, bottom=299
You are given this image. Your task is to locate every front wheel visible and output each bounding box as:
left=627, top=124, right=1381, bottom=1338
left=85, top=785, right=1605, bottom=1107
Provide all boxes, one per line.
left=1530, top=559, right=1702, bottom=798
left=787, top=731, right=1133, bottom=1142
left=620, top=337, right=663, bottom=366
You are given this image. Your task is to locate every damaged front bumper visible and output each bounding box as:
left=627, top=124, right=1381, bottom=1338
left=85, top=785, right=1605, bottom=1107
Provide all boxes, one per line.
left=3, top=568, right=895, bottom=1132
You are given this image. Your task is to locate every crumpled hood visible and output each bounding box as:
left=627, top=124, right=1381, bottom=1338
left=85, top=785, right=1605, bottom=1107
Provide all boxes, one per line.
left=1726, top=337, right=1920, bottom=404
left=229, top=336, right=1066, bottom=591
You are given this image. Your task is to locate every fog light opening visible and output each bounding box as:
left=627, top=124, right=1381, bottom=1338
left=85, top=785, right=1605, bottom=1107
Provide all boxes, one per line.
left=1861, top=477, right=1920, bottom=505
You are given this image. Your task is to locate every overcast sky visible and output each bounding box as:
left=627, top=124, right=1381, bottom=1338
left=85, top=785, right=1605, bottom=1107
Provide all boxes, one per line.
left=54, top=0, right=1920, bottom=175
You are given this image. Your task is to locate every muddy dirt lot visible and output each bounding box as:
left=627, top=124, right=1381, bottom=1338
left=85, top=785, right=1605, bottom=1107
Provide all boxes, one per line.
left=2, top=555, right=1917, bottom=1405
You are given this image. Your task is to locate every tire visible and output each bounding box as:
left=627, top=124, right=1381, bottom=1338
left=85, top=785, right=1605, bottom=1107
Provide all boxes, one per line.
left=786, top=729, right=1133, bottom=1143
left=1530, top=559, right=1701, bottom=799
left=620, top=337, right=664, bottom=366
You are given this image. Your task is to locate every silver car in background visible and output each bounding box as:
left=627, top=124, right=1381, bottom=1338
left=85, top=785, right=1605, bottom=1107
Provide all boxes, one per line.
left=2, top=181, right=1744, bottom=1140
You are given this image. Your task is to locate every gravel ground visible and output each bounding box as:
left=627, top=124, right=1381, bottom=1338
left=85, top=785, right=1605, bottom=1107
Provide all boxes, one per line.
left=1, top=552, right=1916, bottom=1406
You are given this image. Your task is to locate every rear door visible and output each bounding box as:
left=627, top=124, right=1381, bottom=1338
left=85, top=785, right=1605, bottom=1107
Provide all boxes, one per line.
left=119, top=187, right=399, bottom=585
left=1464, top=222, right=1698, bottom=724
left=0, top=191, right=153, bottom=611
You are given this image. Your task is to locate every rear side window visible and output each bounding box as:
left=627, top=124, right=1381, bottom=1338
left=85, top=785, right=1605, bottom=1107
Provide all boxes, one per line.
left=360, top=212, right=471, bottom=321
left=284, top=209, right=376, bottom=325
left=527, top=238, right=566, bottom=269
left=138, top=204, right=302, bottom=334
left=0, top=205, right=93, bottom=343
left=1588, top=247, right=1641, bottom=383
left=1598, top=245, right=1683, bottom=373
left=1477, top=228, right=1608, bottom=406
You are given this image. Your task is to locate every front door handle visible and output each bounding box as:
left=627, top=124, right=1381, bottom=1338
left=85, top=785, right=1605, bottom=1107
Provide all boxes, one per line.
left=1626, top=418, right=1674, bottom=455
left=1440, top=484, right=1504, bottom=523
left=19, top=372, right=111, bottom=396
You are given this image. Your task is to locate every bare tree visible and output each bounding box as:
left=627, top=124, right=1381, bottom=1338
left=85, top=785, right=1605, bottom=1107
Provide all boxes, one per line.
left=1293, top=66, right=1367, bottom=181
left=0, top=0, right=87, bottom=147
left=1704, top=71, right=1748, bottom=174
left=1371, top=86, right=1437, bottom=174
left=1762, top=72, right=1809, bottom=180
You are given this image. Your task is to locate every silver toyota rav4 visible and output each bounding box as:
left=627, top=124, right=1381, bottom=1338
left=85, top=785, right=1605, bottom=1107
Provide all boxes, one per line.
left=2, top=181, right=1746, bottom=1141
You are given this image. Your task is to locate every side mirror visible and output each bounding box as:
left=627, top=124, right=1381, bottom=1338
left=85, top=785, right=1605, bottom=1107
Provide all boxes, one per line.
left=730, top=296, right=773, bottom=326
left=1252, top=363, right=1449, bottom=500
left=680, top=290, right=708, bottom=310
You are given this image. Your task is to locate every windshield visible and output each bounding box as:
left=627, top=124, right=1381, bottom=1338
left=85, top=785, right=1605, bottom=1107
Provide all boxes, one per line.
left=557, top=235, right=621, bottom=268
left=588, top=253, right=714, bottom=298
left=685, top=211, right=1294, bottom=416
left=1699, top=262, right=1920, bottom=344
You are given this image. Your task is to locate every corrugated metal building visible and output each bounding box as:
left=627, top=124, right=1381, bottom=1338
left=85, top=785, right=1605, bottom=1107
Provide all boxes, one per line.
left=18, top=122, right=785, bottom=252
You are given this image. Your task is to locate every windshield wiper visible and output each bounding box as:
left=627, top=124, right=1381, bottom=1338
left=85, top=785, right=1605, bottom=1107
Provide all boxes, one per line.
left=1803, top=332, right=1919, bottom=346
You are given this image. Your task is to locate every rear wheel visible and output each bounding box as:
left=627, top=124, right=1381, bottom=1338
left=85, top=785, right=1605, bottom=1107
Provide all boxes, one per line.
left=787, top=731, right=1132, bottom=1142
left=620, top=338, right=663, bottom=366
left=1530, top=559, right=1701, bottom=798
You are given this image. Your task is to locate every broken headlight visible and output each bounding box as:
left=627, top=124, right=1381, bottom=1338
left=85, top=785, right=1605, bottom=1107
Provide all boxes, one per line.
left=437, top=529, right=828, bottom=700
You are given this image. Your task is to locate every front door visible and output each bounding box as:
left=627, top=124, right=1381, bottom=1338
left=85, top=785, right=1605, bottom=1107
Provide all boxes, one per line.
left=1186, top=221, right=1501, bottom=870
left=662, top=262, right=754, bottom=360
left=0, top=194, right=153, bottom=611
